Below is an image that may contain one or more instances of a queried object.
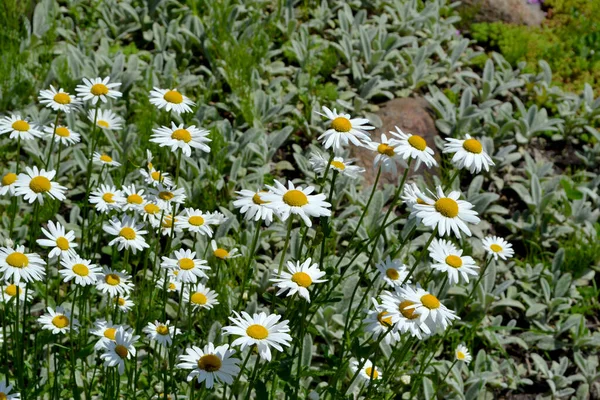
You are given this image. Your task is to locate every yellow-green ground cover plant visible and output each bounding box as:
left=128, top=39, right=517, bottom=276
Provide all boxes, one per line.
left=0, top=0, right=598, bottom=399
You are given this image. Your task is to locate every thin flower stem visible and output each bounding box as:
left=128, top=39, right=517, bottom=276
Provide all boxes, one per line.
left=318, top=170, right=338, bottom=271
left=81, top=105, right=100, bottom=252
left=227, top=349, right=252, bottom=400
left=243, top=353, right=262, bottom=400
left=434, top=359, right=458, bottom=399
left=44, top=112, right=61, bottom=169
left=236, top=221, right=262, bottom=310
left=277, top=216, right=294, bottom=276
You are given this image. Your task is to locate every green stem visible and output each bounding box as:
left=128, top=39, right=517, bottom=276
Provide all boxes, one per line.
left=44, top=112, right=60, bottom=169
left=236, top=221, right=262, bottom=310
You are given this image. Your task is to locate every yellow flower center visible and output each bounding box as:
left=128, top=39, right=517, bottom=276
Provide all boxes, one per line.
left=416, top=198, right=427, bottom=205
left=105, top=273, right=121, bottom=286
left=119, top=227, right=136, bottom=240
left=163, top=90, right=183, bottom=104
left=90, top=83, right=109, bottom=96
left=127, top=194, right=143, bottom=204
left=53, top=92, right=71, bottom=105
left=377, top=311, right=393, bottom=327
left=365, top=367, right=379, bottom=379
left=198, top=354, right=222, bottom=372
left=55, top=127, right=70, bottom=137
left=0, top=393, right=6, bottom=400
left=55, top=236, right=70, bottom=250
left=102, top=193, right=115, bottom=203
left=115, top=344, right=128, bottom=358
left=168, top=283, right=176, bottom=291
left=330, top=160, right=346, bottom=170
left=408, top=135, right=427, bottom=151
left=434, top=198, right=459, bottom=218
left=1, top=172, right=17, bottom=186
left=463, top=138, right=482, bottom=154
left=144, top=203, right=160, bottom=214
left=6, top=252, right=28, bottom=268
left=162, top=216, right=175, bottom=228
left=11, top=120, right=30, bottom=132
left=158, top=191, right=174, bottom=201
left=104, top=327, right=116, bottom=340
left=385, top=268, right=399, bottom=280
left=214, top=248, right=229, bottom=259
left=377, top=143, right=395, bottom=157
left=490, top=244, right=503, bottom=253
left=420, top=294, right=440, bottom=309
left=100, top=154, right=113, bottom=163
left=118, top=297, right=126, bottom=306
left=4, top=284, right=20, bottom=297
left=179, top=258, right=195, bottom=270
left=191, top=292, right=207, bottom=305
left=151, top=171, right=163, bottom=181
left=445, top=255, right=463, bottom=268
left=29, top=176, right=51, bottom=193
left=252, top=193, right=266, bottom=205
left=456, top=351, right=466, bottom=360
left=246, top=324, right=269, bottom=339
left=97, top=120, right=109, bottom=128
left=52, top=315, right=69, bottom=328
left=156, top=325, right=169, bottom=335
left=291, top=271, right=312, bottom=288
left=399, top=300, right=418, bottom=320
left=72, top=263, right=89, bottom=276
left=331, top=116, right=352, bottom=132
left=171, top=129, right=192, bottom=143
left=283, top=190, right=308, bottom=207
left=188, top=216, right=204, bottom=226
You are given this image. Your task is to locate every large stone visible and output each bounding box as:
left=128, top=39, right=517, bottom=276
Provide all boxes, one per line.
left=460, top=0, right=546, bottom=26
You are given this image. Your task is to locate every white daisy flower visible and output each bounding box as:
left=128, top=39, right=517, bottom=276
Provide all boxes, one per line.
left=177, top=343, right=241, bottom=389
left=0, top=381, right=20, bottom=399
left=150, top=184, right=187, bottom=209
left=39, top=85, right=80, bottom=113
left=76, top=77, right=122, bottom=105
left=143, top=320, right=181, bottom=347
left=38, top=306, right=78, bottom=335
left=443, top=134, right=494, bottom=174
left=90, top=184, right=125, bottom=213
left=270, top=258, right=327, bottom=302
left=482, top=236, right=514, bottom=261
left=114, top=295, right=135, bottom=313
left=183, top=282, right=219, bottom=311
left=100, top=326, right=139, bottom=375
left=139, top=201, right=165, bottom=227
left=316, top=106, right=374, bottom=152
left=103, top=216, right=149, bottom=254
left=233, top=190, right=274, bottom=226
left=150, top=122, right=211, bottom=157
left=0, top=282, right=32, bottom=303
left=308, top=152, right=364, bottom=179
left=351, top=359, right=382, bottom=384
left=389, top=126, right=437, bottom=170
left=207, top=211, right=228, bottom=225
left=13, top=166, right=66, bottom=204
left=262, top=180, right=331, bottom=227
left=44, top=125, right=81, bottom=146
left=400, top=285, right=459, bottom=333
left=156, top=274, right=181, bottom=293
left=366, top=133, right=403, bottom=175
left=380, top=288, right=430, bottom=339
left=178, top=208, right=216, bottom=236
left=121, top=184, right=146, bottom=212
left=428, top=239, right=479, bottom=285
left=159, top=214, right=183, bottom=236
left=211, top=240, right=240, bottom=260
left=0, top=172, right=18, bottom=196
left=36, top=220, right=78, bottom=259
left=375, top=257, right=410, bottom=287
left=411, top=186, right=480, bottom=238
left=88, top=109, right=123, bottom=130
left=92, top=152, right=122, bottom=167
left=455, top=344, right=472, bottom=364
left=90, top=319, right=127, bottom=350
left=401, top=183, right=431, bottom=209
left=362, top=298, right=400, bottom=345
left=0, top=114, right=43, bottom=141
left=59, top=255, right=101, bottom=286
left=96, top=267, right=135, bottom=297
left=139, top=165, right=173, bottom=187
left=161, top=249, right=210, bottom=283
left=223, top=311, right=292, bottom=361
left=149, top=88, right=195, bottom=114
left=0, top=245, right=46, bottom=283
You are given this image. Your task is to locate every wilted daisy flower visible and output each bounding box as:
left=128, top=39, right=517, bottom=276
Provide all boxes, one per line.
left=0, top=381, right=20, bottom=400
left=366, top=133, right=403, bottom=174
left=0, top=172, right=18, bottom=196
left=482, top=236, right=514, bottom=261
left=351, top=359, right=382, bottom=384
left=114, top=295, right=134, bottom=312
left=0, top=281, right=31, bottom=303
left=37, top=220, right=78, bottom=259
left=309, top=152, right=364, bottom=179
left=429, top=239, right=478, bottom=285
left=389, top=126, right=437, bottom=170
left=0, top=245, right=46, bottom=283
left=100, top=326, right=139, bottom=375
left=380, top=288, right=430, bottom=339
left=0, top=114, right=43, bottom=141
left=159, top=214, right=183, bottom=236
left=76, top=77, right=122, bottom=104
left=143, top=320, right=181, bottom=347
left=96, top=267, right=135, bottom=297
left=44, top=125, right=81, bottom=146
left=161, top=249, right=210, bottom=283
left=207, top=210, right=228, bottom=225
left=177, top=343, right=240, bottom=389
left=150, top=184, right=187, bottom=209
left=38, top=306, right=78, bottom=335
left=271, top=258, right=326, bottom=302
left=183, top=283, right=219, bottom=311
left=39, top=85, right=80, bottom=113
left=150, top=122, right=211, bottom=157
left=211, top=240, right=240, bottom=260
left=93, top=152, right=121, bottom=167
left=233, top=190, right=274, bottom=226
left=121, top=184, right=146, bottom=212
left=455, top=344, right=472, bottom=364
left=149, top=88, right=195, bottom=114
left=316, top=106, right=374, bottom=152
left=60, top=255, right=101, bottom=286
left=363, top=299, right=400, bottom=345
left=223, top=311, right=292, bottom=361
left=443, top=134, right=494, bottom=174
left=262, top=180, right=331, bottom=227
left=88, top=109, right=123, bottom=130
left=90, top=319, right=124, bottom=350
left=376, top=257, right=410, bottom=287
left=411, top=186, right=480, bottom=238
left=178, top=208, right=216, bottom=236
left=140, top=165, right=173, bottom=187
left=400, top=285, right=459, bottom=332
left=401, top=182, right=430, bottom=209
left=90, top=184, right=125, bottom=213
left=13, top=166, right=66, bottom=204
left=103, top=216, right=149, bottom=254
